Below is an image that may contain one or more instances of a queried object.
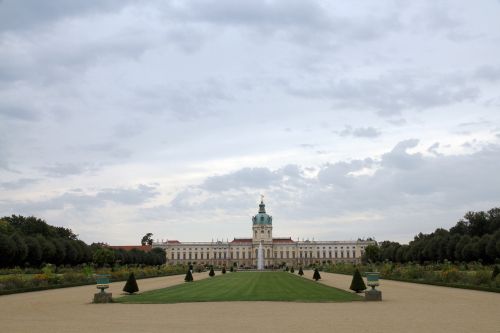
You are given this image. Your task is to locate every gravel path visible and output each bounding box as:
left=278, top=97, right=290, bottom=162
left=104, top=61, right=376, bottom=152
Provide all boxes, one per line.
left=0, top=271, right=498, bottom=333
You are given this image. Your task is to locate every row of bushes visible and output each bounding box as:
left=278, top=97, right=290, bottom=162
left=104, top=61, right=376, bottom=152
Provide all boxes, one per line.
left=322, top=262, right=500, bottom=291
left=0, top=264, right=187, bottom=295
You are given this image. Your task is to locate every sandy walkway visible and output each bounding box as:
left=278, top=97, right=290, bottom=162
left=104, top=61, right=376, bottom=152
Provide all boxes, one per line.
left=0, top=271, right=498, bottom=333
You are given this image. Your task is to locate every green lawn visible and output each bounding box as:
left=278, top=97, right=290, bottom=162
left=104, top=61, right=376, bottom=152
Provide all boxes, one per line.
left=115, top=271, right=362, bottom=303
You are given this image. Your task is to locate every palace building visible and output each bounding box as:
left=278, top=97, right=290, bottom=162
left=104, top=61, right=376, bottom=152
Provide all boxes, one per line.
left=153, top=199, right=374, bottom=267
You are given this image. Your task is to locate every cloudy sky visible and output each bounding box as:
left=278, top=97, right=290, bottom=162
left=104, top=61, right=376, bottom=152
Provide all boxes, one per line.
left=1, top=0, right=500, bottom=245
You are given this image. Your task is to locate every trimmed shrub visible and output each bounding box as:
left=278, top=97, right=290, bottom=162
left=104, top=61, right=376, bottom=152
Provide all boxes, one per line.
left=209, top=267, right=215, bottom=277
left=230, top=266, right=234, bottom=272
left=184, top=270, right=193, bottom=282
left=290, top=267, right=295, bottom=273
left=222, top=267, right=226, bottom=274
left=313, top=268, right=321, bottom=281
left=123, top=272, right=139, bottom=293
left=298, top=267, right=304, bottom=276
left=349, top=268, right=366, bottom=293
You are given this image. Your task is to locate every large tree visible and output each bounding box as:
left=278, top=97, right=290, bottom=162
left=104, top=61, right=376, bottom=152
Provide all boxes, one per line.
left=141, top=233, right=153, bottom=246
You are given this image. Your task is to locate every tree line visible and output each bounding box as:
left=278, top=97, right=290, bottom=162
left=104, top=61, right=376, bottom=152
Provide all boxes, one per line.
left=364, top=208, right=500, bottom=264
left=0, top=215, right=165, bottom=268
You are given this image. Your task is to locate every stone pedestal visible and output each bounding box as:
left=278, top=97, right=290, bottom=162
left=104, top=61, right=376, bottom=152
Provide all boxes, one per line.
left=365, top=289, right=382, bottom=301
left=93, top=292, right=113, bottom=303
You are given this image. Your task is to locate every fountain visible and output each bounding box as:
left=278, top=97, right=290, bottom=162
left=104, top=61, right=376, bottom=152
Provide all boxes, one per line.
left=257, top=241, right=264, bottom=270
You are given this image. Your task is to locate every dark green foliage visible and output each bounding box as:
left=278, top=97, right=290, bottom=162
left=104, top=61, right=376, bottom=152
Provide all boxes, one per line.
left=362, top=207, right=500, bottom=264
left=92, top=248, right=115, bottom=267
left=363, top=245, right=380, bottom=263
left=0, top=233, right=15, bottom=266
left=313, top=268, right=321, bottom=281
left=222, top=266, right=226, bottom=274
left=24, top=236, right=42, bottom=266
left=209, top=267, right=215, bottom=277
left=290, top=267, right=295, bottom=273
left=298, top=267, right=304, bottom=276
left=141, top=233, right=153, bottom=246
left=123, top=272, right=139, bottom=293
left=492, top=265, right=500, bottom=280
left=230, top=266, right=234, bottom=272
left=185, top=270, right=194, bottom=282
left=10, top=233, right=28, bottom=265
left=349, top=268, right=366, bottom=293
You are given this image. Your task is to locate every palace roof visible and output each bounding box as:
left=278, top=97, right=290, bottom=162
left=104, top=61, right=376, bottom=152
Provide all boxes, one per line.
left=272, top=237, right=295, bottom=243
left=230, top=238, right=253, bottom=243
left=108, top=245, right=152, bottom=252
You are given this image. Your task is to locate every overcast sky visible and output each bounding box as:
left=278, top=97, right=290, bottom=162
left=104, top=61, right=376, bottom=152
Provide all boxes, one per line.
left=1, top=0, right=500, bottom=245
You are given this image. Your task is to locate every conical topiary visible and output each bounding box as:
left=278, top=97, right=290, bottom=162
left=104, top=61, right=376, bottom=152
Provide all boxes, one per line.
left=222, top=266, right=226, bottom=274
left=123, top=272, right=139, bottom=294
left=349, top=268, right=366, bottom=293
left=209, top=266, right=215, bottom=277
left=185, top=269, right=193, bottom=282
left=313, top=268, right=321, bottom=281
left=290, top=267, right=295, bottom=273
left=298, top=267, right=304, bottom=276
left=230, top=266, right=234, bottom=272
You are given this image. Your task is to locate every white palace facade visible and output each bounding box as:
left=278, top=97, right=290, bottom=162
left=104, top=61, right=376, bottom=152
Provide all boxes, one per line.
left=153, top=199, right=375, bottom=267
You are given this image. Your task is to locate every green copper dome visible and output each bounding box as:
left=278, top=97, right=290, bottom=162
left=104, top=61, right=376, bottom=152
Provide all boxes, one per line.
left=252, top=200, right=272, bottom=225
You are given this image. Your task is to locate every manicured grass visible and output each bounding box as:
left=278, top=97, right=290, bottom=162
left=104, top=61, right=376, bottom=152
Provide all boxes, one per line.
left=115, top=271, right=362, bottom=303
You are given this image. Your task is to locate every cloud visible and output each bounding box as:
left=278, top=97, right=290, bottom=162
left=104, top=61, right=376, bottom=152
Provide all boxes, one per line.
left=381, top=139, right=422, bottom=170
left=0, top=178, right=39, bottom=190
left=200, top=167, right=283, bottom=192
left=41, top=163, right=100, bottom=177
left=475, top=66, right=500, bottom=82
left=287, top=72, right=479, bottom=116
left=156, top=142, right=500, bottom=241
left=0, top=0, right=133, bottom=32
left=339, top=126, right=381, bottom=138
left=0, top=184, right=159, bottom=214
